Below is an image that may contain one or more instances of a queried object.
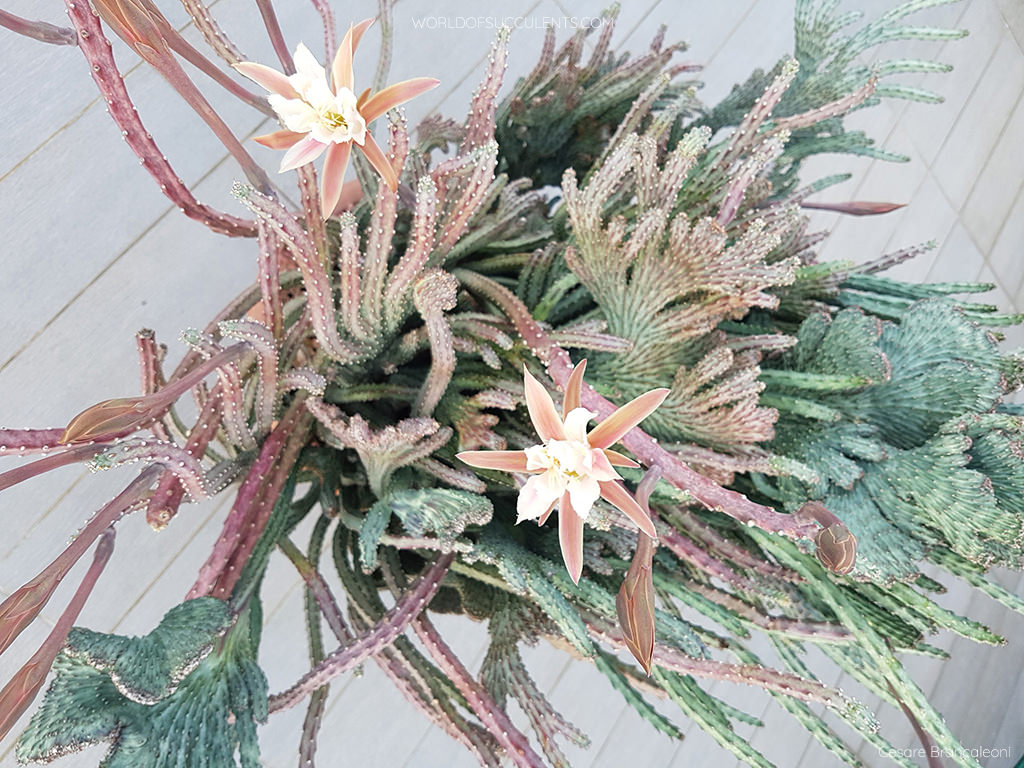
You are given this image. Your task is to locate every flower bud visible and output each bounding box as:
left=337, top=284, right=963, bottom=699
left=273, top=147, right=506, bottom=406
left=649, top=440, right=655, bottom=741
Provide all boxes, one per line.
left=616, top=534, right=656, bottom=675
left=59, top=396, right=158, bottom=445
left=815, top=523, right=857, bottom=574
left=92, top=0, right=170, bottom=57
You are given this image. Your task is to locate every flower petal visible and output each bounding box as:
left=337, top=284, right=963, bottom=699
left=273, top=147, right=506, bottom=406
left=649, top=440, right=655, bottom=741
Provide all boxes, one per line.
left=567, top=476, right=601, bottom=519
left=360, top=77, right=441, bottom=124
left=279, top=134, right=328, bottom=172
left=320, top=141, right=352, bottom=219
left=562, top=407, right=595, bottom=444
left=523, top=367, right=565, bottom=442
left=538, top=500, right=557, bottom=526
left=293, top=42, right=327, bottom=85
left=517, top=472, right=563, bottom=522
left=558, top=492, right=585, bottom=584
left=331, top=18, right=373, bottom=93
left=359, top=133, right=399, bottom=191
left=456, top=450, right=529, bottom=472
left=253, top=129, right=306, bottom=150
left=232, top=61, right=299, bottom=98
left=587, top=388, right=670, bottom=450
left=603, top=449, right=640, bottom=468
left=588, top=449, right=621, bottom=482
left=562, top=359, right=587, bottom=418
left=598, top=480, right=657, bottom=539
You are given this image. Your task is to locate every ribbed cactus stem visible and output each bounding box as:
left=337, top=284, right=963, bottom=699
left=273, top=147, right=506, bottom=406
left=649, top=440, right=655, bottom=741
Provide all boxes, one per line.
left=146, top=387, right=224, bottom=531
left=0, top=8, right=77, bottom=44
left=0, top=428, right=72, bottom=455
left=234, top=184, right=361, bottom=363
left=188, top=400, right=311, bottom=600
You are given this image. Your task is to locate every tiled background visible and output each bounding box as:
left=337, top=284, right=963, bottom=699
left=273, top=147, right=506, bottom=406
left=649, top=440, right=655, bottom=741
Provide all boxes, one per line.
left=1, top=0, right=1023, bottom=766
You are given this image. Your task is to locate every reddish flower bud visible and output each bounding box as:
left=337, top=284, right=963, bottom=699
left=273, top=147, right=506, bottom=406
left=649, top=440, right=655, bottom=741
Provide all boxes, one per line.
left=59, top=395, right=160, bottom=445
left=616, top=534, right=656, bottom=675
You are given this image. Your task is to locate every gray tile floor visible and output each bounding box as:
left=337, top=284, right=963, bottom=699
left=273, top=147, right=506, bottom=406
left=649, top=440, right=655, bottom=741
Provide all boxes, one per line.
left=1, top=0, right=1023, bottom=766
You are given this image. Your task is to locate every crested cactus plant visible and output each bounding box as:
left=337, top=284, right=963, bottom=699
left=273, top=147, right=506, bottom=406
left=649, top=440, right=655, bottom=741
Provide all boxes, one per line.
left=0, top=1, right=1021, bottom=767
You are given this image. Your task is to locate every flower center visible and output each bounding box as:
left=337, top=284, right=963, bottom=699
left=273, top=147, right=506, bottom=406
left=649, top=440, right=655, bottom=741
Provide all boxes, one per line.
left=321, top=109, right=349, bottom=130
left=527, top=438, right=591, bottom=482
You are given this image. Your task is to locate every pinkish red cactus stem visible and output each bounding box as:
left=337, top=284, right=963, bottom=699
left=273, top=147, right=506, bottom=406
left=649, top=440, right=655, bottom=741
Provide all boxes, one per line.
left=63, top=0, right=256, bottom=236
left=179, top=0, right=245, bottom=65
left=0, top=8, right=76, bottom=44
left=135, top=329, right=171, bottom=441
left=0, top=528, right=115, bottom=742
left=588, top=617, right=852, bottom=710
left=0, top=465, right=160, bottom=656
left=0, top=428, right=68, bottom=455
left=146, top=387, right=223, bottom=530
left=187, top=399, right=312, bottom=600
left=412, top=614, right=547, bottom=768
left=278, top=536, right=352, bottom=643
left=0, top=444, right=105, bottom=493
left=454, top=270, right=819, bottom=542
left=268, top=553, right=455, bottom=713
left=253, top=0, right=293, bottom=73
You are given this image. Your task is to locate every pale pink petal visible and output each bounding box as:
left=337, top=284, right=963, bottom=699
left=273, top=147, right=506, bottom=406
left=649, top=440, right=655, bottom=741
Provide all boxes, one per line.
left=603, top=449, right=639, bottom=468
left=332, top=22, right=356, bottom=93
left=524, top=445, right=549, bottom=471
left=359, top=133, right=399, bottom=191
left=332, top=18, right=374, bottom=91
left=232, top=61, right=299, bottom=98
left=360, top=77, right=441, bottom=124
left=588, top=388, right=670, bottom=450
left=567, top=476, right=601, bottom=519
left=350, top=17, right=374, bottom=54
left=517, top=472, right=564, bottom=522
left=456, top=450, right=529, bottom=472
left=598, top=480, right=657, bottom=539
left=538, top=500, right=557, bottom=526
left=253, top=129, right=306, bottom=150
left=292, top=43, right=327, bottom=85
left=562, top=359, right=587, bottom=418
left=558, top=493, right=585, bottom=584
left=279, top=135, right=328, bottom=172
left=562, top=407, right=595, bottom=444
left=320, top=141, right=352, bottom=219
left=523, top=367, right=566, bottom=442
left=588, top=449, right=621, bottom=482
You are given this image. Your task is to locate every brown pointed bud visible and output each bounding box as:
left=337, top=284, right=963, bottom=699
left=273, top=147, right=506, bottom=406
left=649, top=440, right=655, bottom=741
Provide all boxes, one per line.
left=0, top=659, right=48, bottom=742
left=616, top=534, right=656, bottom=676
left=60, top=344, right=248, bottom=445
left=797, top=501, right=858, bottom=575
left=815, top=524, right=857, bottom=574
left=92, top=0, right=171, bottom=57
left=59, top=395, right=162, bottom=445
left=0, top=571, right=61, bottom=656
left=0, top=529, right=114, bottom=742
